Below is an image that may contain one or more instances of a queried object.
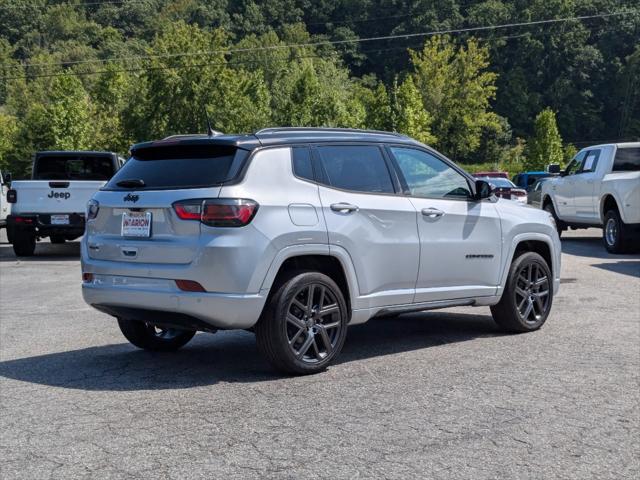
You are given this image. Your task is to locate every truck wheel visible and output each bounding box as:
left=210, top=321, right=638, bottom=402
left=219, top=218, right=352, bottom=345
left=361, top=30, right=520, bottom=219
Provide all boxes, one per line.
left=544, top=202, right=564, bottom=237
left=12, top=231, right=36, bottom=257
left=117, top=318, right=195, bottom=352
left=255, top=271, right=348, bottom=375
left=491, top=252, right=553, bottom=333
left=50, top=235, right=65, bottom=244
left=603, top=209, right=636, bottom=254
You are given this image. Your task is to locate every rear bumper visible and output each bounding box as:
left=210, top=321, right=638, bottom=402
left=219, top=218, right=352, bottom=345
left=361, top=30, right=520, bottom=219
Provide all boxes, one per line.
left=8, top=213, right=85, bottom=238
left=82, top=274, right=267, bottom=330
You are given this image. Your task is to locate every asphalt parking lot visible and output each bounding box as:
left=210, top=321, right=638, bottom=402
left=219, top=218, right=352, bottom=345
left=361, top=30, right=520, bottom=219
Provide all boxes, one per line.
left=0, top=229, right=638, bottom=479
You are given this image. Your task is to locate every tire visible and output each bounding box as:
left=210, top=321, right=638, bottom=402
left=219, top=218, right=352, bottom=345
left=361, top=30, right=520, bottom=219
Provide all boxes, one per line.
left=603, top=209, right=636, bottom=254
left=491, top=251, right=553, bottom=333
left=255, top=271, right=349, bottom=375
left=50, top=235, right=65, bottom=244
left=117, top=318, right=195, bottom=352
left=12, top=231, right=36, bottom=257
left=544, top=202, right=564, bottom=237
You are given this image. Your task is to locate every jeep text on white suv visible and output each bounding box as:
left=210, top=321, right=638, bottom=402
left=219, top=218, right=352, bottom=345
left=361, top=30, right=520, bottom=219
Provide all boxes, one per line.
left=81, top=128, right=561, bottom=374
left=541, top=142, right=640, bottom=253
left=7, top=151, right=124, bottom=256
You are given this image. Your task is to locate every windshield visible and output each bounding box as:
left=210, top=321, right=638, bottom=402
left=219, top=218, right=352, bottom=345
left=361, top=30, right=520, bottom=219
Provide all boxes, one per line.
left=105, top=145, right=248, bottom=190
left=33, top=154, right=116, bottom=181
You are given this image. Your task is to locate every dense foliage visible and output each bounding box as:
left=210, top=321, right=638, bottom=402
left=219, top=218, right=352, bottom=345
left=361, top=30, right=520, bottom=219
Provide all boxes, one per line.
left=0, top=0, right=638, bottom=177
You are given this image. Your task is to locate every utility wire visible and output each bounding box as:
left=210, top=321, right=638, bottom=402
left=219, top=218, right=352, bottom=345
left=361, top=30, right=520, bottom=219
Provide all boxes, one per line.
left=1, top=10, right=636, bottom=73
left=0, top=23, right=629, bottom=82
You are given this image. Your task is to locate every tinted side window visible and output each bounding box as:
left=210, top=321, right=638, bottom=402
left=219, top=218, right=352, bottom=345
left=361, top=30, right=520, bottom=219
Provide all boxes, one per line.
left=292, top=146, right=314, bottom=181
left=613, top=147, right=640, bottom=172
left=389, top=147, right=472, bottom=199
left=315, top=145, right=394, bottom=194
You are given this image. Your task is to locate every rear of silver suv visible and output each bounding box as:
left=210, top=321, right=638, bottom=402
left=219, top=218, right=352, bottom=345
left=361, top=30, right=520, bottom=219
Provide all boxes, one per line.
left=82, top=128, right=560, bottom=374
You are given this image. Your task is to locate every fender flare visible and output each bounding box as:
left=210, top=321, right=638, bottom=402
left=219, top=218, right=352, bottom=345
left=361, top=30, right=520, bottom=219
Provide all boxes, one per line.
left=497, top=232, right=559, bottom=295
left=259, top=243, right=360, bottom=306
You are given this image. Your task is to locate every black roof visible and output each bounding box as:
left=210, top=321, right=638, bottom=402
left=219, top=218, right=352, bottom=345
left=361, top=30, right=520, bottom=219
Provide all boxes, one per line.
left=130, top=127, right=422, bottom=154
left=36, top=150, right=118, bottom=156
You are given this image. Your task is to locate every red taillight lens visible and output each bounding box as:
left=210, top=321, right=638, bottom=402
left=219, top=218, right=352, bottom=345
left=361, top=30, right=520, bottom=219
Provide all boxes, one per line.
left=511, top=189, right=527, bottom=197
left=173, top=202, right=202, bottom=220
left=175, top=279, right=206, bottom=292
left=173, top=199, right=258, bottom=227
left=7, top=189, right=16, bottom=203
left=82, top=272, right=94, bottom=283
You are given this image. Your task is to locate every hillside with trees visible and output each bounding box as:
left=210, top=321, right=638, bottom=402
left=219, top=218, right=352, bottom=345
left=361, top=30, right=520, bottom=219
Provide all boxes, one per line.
left=0, top=0, right=638, bottom=177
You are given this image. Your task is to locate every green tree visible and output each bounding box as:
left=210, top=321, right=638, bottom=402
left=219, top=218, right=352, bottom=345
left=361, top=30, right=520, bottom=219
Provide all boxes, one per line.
left=0, top=112, right=18, bottom=170
left=409, top=35, right=499, bottom=160
left=391, top=76, right=436, bottom=145
left=526, top=108, right=564, bottom=170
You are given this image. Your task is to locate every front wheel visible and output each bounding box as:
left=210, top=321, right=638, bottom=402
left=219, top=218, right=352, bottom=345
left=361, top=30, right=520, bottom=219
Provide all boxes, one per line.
left=491, top=252, right=553, bottom=333
left=117, top=318, right=195, bottom=352
left=544, top=202, right=564, bottom=237
left=255, top=272, right=348, bottom=375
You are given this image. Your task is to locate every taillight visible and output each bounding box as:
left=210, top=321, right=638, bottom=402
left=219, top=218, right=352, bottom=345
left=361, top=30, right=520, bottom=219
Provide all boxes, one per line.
left=511, top=189, right=527, bottom=197
left=7, top=189, right=16, bottom=203
left=173, top=199, right=258, bottom=227
left=87, top=199, right=100, bottom=220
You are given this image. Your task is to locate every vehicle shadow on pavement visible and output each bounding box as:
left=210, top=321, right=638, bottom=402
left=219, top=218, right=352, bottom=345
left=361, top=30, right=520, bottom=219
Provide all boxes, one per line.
left=0, top=241, right=80, bottom=261
left=591, top=261, right=640, bottom=278
left=0, top=311, right=501, bottom=390
left=561, top=235, right=639, bottom=259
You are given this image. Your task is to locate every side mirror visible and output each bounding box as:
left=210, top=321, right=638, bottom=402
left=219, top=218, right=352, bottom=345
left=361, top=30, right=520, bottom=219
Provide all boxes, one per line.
left=474, top=179, right=493, bottom=200
left=547, top=164, right=561, bottom=174
left=3, top=172, right=11, bottom=185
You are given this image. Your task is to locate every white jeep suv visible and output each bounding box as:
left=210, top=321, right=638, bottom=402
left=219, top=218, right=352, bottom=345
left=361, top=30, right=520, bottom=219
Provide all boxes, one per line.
left=81, top=128, right=561, bottom=374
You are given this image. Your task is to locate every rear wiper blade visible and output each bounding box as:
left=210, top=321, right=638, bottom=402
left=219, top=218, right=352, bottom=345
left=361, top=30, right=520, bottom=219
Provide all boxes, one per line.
left=116, top=179, right=145, bottom=188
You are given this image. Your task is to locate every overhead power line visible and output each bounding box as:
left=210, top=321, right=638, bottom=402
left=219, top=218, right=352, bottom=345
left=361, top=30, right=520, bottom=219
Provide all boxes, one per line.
left=2, top=10, right=636, bottom=71
left=0, top=10, right=636, bottom=81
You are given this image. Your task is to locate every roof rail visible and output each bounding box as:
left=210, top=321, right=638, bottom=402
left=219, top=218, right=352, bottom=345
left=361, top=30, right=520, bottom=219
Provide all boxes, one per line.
left=254, top=127, right=405, bottom=137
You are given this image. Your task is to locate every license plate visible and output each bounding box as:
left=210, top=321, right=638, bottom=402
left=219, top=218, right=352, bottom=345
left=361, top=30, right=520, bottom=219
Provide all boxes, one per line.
left=121, top=211, right=151, bottom=237
left=50, top=214, right=69, bottom=225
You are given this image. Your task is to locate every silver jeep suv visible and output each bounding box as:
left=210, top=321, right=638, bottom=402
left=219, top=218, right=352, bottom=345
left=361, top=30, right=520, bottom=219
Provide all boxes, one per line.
left=82, top=128, right=561, bottom=374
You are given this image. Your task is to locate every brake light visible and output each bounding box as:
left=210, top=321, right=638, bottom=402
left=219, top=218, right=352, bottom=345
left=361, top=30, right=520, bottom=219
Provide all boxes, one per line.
left=82, top=272, right=94, bottom=283
left=511, top=189, right=527, bottom=196
left=7, top=189, right=16, bottom=203
left=173, top=199, right=258, bottom=227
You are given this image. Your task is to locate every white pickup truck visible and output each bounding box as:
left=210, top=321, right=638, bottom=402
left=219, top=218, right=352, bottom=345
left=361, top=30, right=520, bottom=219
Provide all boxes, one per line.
left=541, top=142, right=640, bottom=253
left=7, top=151, right=124, bottom=256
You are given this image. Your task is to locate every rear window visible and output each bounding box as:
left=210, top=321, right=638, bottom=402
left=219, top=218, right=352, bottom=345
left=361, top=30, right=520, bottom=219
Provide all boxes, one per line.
left=33, top=154, right=116, bottom=181
left=105, top=145, right=248, bottom=190
left=613, top=147, right=640, bottom=172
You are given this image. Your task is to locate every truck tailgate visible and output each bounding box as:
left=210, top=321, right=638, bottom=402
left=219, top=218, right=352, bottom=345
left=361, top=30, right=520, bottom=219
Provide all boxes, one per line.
left=11, top=180, right=106, bottom=214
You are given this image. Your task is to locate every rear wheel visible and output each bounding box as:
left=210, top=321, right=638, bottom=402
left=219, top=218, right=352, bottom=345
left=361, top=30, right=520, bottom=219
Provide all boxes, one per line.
left=491, top=252, right=553, bottom=333
left=117, top=318, right=195, bottom=352
left=544, top=202, right=564, bottom=237
left=603, top=209, right=636, bottom=254
left=255, top=272, right=348, bottom=375
left=12, top=231, right=36, bottom=257
left=50, top=235, right=65, bottom=244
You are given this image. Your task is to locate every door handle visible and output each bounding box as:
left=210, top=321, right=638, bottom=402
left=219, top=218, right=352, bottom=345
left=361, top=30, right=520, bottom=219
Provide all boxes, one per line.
left=421, top=207, right=445, bottom=218
left=330, top=203, right=359, bottom=213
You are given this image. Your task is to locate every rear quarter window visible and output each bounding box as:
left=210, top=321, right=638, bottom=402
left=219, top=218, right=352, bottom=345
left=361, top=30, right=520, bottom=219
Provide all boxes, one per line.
left=105, top=145, right=248, bottom=190
left=613, top=147, right=640, bottom=172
